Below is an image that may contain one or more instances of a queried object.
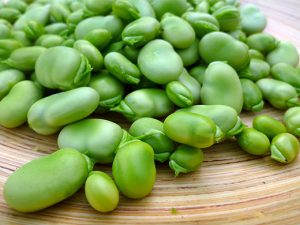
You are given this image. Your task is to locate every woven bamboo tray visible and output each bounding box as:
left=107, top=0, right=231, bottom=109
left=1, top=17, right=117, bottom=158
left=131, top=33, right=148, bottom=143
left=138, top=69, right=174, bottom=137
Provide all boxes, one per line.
left=0, top=0, right=300, bottom=224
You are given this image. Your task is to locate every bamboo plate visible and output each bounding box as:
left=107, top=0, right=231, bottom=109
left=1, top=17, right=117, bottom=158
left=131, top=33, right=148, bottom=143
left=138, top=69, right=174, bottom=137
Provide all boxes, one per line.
left=0, top=0, right=300, bottom=224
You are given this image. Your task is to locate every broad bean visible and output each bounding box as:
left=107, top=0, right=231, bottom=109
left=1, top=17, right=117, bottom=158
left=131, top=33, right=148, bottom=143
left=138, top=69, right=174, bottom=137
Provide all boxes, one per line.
left=58, top=119, right=124, bottom=163
left=237, top=128, right=270, bottom=156
left=199, top=32, right=249, bottom=71
left=0, top=69, right=25, bottom=100
left=73, top=40, right=103, bottom=72
left=85, top=171, right=119, bottom=213
left=112, top=88, right=174, bottom=121
left=253, top=114, right=287, bottom=140
left=182, top=12, right=219, bottom=38
left=104, top=52, right=141, bottom=85
left=201, top=62, right=244, bottom=113
left=28, top=87, right=99, bottom=135
left=247, top=33, right=278, bottom=54
left=212, top=5, right=240, bottom=32
left=0, top=80, right=43, bottom=128
left=0, top=39, right=23, bottom=60
left=271, top=63, right=300, bottom=92
left=266, top=41, right=299, bottom=67
left=138, top=39, right=183, bottom=84
left=35, top=46, right=91, bottom=90
left=238, top=58, right=270, bottom=81
left=3, top=148, right=89, bottom=212
left=283, top=107, right=300, bottom=137
left=112, top=140, right=156, bottom=199
left=161, top=13, right=195, bottom=49
left=74, top=15, right=124, bottom=41
left=240, top=4, right=267, bottom=35
left=163, top=111, right=223, bottom=148
left=122, top=17, right=160, bottom=48
left=148, top=0, right=188, bottom=19
left=240, top=78, right=264, bottom=112
left=178, top=104, right=244, bottom=137
left=35, top=34, right=65, bottom=48
left=89, top=70, right=125, bottom=112
left=176, top=38, right=200, bottom=67
left=169, top=145, right=203, bottom=176
left=3, top=46, right=46, bottom=71
left=256, top=78, right=299, bottom=109
left=270, top=133, right=299, bottom=163
left=129, top=117, right=174, bottom=162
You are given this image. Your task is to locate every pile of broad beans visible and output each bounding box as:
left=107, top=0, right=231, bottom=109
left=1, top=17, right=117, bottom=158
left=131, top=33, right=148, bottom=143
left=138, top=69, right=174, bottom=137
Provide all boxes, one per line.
left=1, top=0, right=300, bottom=213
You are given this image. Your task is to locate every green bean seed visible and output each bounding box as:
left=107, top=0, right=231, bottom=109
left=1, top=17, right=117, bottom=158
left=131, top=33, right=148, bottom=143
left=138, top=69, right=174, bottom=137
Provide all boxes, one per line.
left=256, top=78, right=300, bottom=109
left=270, top=133, right=299, bottom=163
left=104, top=52, right=141, bottom=85
left=58, top=119, right=124, bottom=163
left=14, top=4, right=50, bottom=30
left=176, top=38, right=200, bottom=67
left=248, top=49, right=264, bottom=60
left=201, top=62, right=244, bottom=113
left=129, top=117, right=174, bottom=163
left=240, top=4, right=267, bottom=35
left=85, top=171, right=119, bottom=213
left=44, top=22, right=68, bottom=35
left=35, top=34, right=65, bottom=48
left=189, top=64, right=206, bottom=85
left=199, top=32, right=249, bottom=71
left=283, top=107, right=300, bottom=137
left=3, top=148, right=89, bottom=212
left=253, top=114, right=287, bottom=140
left=75, top=15, right=124, bottom=41
left=0, top=7, right=20, bottom=24
left=0, top=69, right=25, bottom=100
left=178, top=104, right=244, bottom=137
left=212, top=5, right=240, bottom=32
left=74, top=40, right=104, bottom=72
left=240, top=78, right=264, bottom=112
left=28, top=87, right=99, bottom=135
left=89, top=70, right=125, bottom=112
left=0, top=39, right=23, bottom=60
left=247, top=33, right=278, bottom=54
left=122, top=17, right=160, bottom=48
left=84, top=29, right=112, bottom=50
left=112, top=140, right=156, bottom=199
left=182, top=12, right=219, bottom=38
left=266, top=41, right=299, bottom=67
left=271, top=63, right=300, bottom=92
left=84, top=0, right=113, bottom=16
left=163, top=111, right=223, bottom=148
left=112, top=88, right=174, bottom=121
left=237, top=128, right=270, bottom=156
left=138, top=39, right=183, bottom=84
left=0, top=80, right=43, bottom=128
left=3, top=46, right=46, bottom=71
left=112, top=0, right=140, bottom=23
left=148, top=0, right=188, bottom=20
left=169, top=145, right=203, bottom=176
left=35, top=46, right=91, bottom=90
left=238, top=58, right=270, bottom=82
left=161, top=13, right=195, bottom=49
left=229, top=29, right=247, bottom=43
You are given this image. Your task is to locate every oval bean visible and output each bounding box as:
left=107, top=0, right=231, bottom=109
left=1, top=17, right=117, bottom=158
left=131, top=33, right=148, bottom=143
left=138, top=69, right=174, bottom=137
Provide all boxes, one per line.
left=28, top=87, right=99, bottom=135
left=169, top=145, right=203, bottom=176
left=85, top=171, right=119, bottom=213
left=0, top=80, right=43, bottom=128
left=3, top=148, right=89, bottom=212
left=58, top=119, right=124, bottom=164
left=270, top=133, right=299, bottom=164
left=112, top=140, right=156, bottom=199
